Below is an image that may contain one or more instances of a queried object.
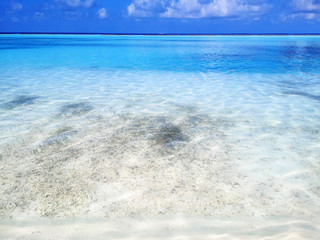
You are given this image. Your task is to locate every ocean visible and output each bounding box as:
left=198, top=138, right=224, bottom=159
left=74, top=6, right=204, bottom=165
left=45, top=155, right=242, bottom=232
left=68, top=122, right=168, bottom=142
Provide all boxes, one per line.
left=0, top=35, right=319, bottom=239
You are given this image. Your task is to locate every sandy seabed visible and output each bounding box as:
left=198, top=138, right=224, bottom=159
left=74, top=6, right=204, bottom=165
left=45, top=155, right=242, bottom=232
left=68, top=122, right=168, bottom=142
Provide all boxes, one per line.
left=0, top=99, right=319, bottom=239
left=0, top=67, right=319, bottom=239
left=1, top=216, right=319, bottom=239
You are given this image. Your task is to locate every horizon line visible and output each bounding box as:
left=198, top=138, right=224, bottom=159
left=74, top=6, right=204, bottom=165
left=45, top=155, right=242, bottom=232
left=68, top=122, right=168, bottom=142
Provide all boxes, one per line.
left=1, top=32, right=320, bottom=36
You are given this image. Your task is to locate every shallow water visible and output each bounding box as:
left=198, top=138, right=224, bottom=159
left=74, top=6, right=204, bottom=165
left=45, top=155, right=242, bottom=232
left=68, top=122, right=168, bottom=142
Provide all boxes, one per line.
left=0, top=35, right=320, bottom=239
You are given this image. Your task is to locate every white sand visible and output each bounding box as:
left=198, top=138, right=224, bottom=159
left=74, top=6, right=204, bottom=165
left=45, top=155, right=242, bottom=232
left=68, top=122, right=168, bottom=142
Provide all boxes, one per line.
left=1, top=216, right=319, bottom=240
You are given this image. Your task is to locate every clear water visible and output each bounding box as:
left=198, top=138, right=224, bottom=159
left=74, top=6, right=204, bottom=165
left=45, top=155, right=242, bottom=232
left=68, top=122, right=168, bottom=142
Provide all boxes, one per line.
left=0, top=35, right=320, bottom=239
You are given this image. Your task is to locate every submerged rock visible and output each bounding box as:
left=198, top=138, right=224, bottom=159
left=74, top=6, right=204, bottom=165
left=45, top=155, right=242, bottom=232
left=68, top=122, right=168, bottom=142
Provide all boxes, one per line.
left=58, top=102, right=93, bottom=117
left=2, top=95, right=39, bottom=110
left=154, top=124, right=188, bottom=145
left=283, top=90, right=320, bottom=102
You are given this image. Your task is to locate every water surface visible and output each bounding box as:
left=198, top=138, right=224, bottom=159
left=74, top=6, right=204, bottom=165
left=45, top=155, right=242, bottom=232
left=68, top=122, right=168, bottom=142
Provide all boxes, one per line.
left=0, top=35, right=320, bottom=239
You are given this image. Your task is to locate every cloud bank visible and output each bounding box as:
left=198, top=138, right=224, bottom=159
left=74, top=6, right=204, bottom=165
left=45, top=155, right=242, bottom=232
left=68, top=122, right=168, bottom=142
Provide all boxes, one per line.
left=57, top=0, right=95, bottom=8
left=290, top=0, right=320, bottom=19
left=127, top=0, right=271, bottom=18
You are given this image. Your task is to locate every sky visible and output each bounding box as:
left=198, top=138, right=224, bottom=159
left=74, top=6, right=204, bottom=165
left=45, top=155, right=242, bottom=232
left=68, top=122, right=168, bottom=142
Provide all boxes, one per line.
left=0, top=0, right=320, bottom=34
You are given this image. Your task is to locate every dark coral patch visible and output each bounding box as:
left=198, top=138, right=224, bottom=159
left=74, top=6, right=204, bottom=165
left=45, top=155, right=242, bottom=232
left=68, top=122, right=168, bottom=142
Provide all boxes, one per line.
left=283, top=91, right=320, bottom=102
left=154, top=124, right=188, bottom=145
left=58, top=102, right=93, bottom=117
left=2, top=95, right=39, bottom=110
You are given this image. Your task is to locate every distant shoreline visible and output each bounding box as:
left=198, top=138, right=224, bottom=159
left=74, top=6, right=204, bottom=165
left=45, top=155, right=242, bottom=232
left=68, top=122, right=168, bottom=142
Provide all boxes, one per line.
left=0, top=32, right=320, bottom=36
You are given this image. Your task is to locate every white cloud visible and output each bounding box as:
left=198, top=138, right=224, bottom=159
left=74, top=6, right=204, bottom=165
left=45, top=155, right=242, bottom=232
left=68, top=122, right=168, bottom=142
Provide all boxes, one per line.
left=57, top=0, right=95, bottom=8
left=65, top=10, right=83, bottom=19
left=11, top=17, right=20, bottom=22
left=127, top=0, right=271, bottom=18
left=12, top=2, right=23, bottom=11
left=98, top=8, right=108, bottom=19
left=34, top=12, right=45, bottom=19
left=292, top=0, right=320, bottom=12
left=127, top=0, right=172, bottom=17
left=82, top=0, right=95, bottom=8
left=281, top=0, right=320, bottom=20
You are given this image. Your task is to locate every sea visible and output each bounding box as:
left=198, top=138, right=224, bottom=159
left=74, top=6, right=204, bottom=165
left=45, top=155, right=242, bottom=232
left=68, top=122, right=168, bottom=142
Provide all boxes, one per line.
left=0, top=34, right=319, bottom=239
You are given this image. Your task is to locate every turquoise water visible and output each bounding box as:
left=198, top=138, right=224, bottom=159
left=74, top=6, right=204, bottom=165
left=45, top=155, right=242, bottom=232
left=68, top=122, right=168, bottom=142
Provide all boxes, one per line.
left=0, top=35, right=320, bottom=239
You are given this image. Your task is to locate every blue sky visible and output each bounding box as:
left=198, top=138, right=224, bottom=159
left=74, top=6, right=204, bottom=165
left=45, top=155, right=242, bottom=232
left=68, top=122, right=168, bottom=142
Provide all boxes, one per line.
left=0, top=0, right=320, bottom=33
